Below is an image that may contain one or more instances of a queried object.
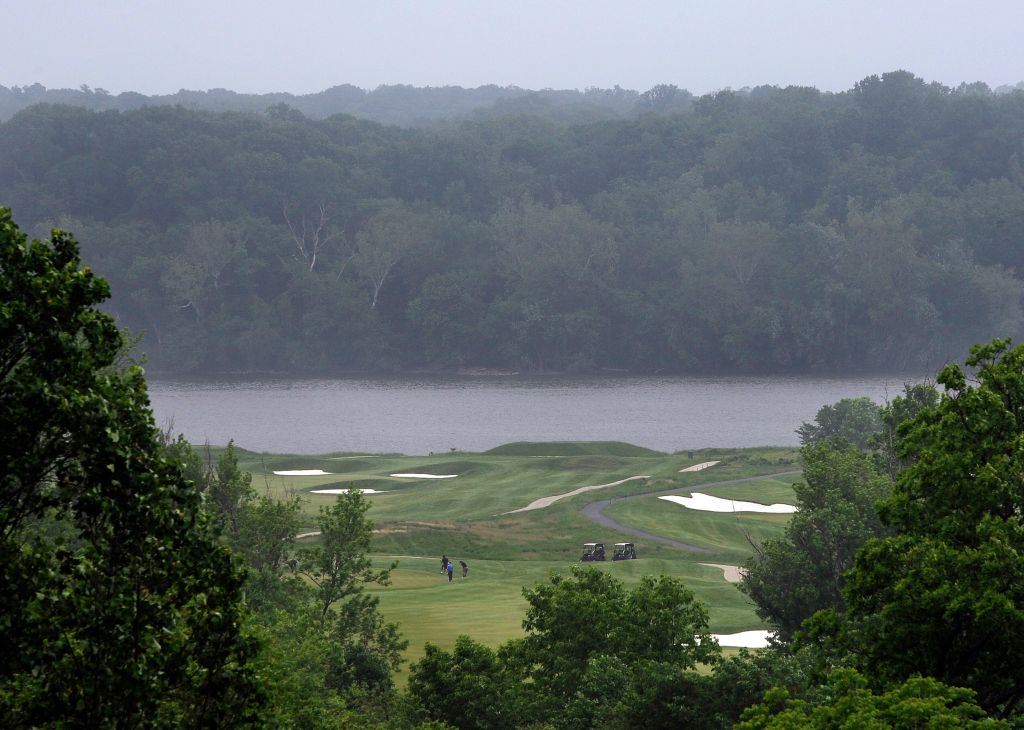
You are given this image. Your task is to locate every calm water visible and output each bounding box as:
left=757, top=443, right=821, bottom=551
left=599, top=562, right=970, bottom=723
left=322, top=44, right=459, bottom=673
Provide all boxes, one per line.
left=146, top=374, right=926, bottom=455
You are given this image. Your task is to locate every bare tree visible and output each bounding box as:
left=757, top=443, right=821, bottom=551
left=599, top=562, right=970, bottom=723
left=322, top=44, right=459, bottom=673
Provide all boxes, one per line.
left=282, top=202, right=341, bottom=272
left=354, top=204, right=422, bottom=309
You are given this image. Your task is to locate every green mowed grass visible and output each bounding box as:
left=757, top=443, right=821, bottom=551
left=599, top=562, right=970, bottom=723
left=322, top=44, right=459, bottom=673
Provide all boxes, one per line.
left=231, top=442, right=801, bottom=671
left=367, top=555, right=765, bottom=680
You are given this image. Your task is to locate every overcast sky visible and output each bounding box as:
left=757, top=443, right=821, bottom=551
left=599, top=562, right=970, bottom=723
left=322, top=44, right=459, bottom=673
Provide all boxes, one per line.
left=2, top=1, right=1022, bottom=95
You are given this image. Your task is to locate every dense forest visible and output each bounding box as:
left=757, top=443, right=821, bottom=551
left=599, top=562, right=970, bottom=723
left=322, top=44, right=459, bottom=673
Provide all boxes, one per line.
left=3, top=70, right=1024, bottom=375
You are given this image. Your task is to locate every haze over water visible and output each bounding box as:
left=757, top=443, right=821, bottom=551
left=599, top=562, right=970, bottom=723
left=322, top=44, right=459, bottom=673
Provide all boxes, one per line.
left=148, top=374, right=925, bottom=455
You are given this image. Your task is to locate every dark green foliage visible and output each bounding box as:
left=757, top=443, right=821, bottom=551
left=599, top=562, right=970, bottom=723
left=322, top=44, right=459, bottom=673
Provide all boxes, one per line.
left=874, top=382, right=940, bottom=478
left=737, top=669, right=1006, bottom=728
left=741, top=443, right=891, bottom=639
left=300, top=490, right=397, bottom=620
left=0, top=210, right=262, bottom=726
left=3, top=73, right=1023, bottom=374
left=842, top=339, right=1024, bottom=716
left=407, top=566, right=720, bottom=728
left=796, top=397, right=882, bottom=449
left=407, top=636, right=522, bottom=730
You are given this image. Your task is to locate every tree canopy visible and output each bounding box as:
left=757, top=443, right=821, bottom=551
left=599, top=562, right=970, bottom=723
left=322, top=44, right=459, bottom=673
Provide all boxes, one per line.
left=2, top=71, right=1023, bottom=374
left=841, top=339, right=1024, bottom=716
left=0, top=209, right=262, bottom=726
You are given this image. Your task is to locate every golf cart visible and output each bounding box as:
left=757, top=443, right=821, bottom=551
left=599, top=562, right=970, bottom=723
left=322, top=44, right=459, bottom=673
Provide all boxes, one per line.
left=580, top=542, right=606, bottom=561
left=612, top=542, right=637, bottom=560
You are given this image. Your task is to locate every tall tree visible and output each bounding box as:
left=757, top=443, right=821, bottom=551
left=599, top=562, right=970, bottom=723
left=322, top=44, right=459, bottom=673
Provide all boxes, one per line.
left=741, top=442, right=891, bottom=640
left=843, top=339, right=1024, bottom=716
left=0, top=210, right=262, bottom=726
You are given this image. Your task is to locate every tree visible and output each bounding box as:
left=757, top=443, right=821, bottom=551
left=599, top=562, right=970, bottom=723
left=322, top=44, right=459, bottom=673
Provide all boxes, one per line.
left=406, top=567, right=720, bottom=728
left=737, top=669, right=1006, bottom=729
left=842, top=339, right=1024, bottom=716
left=873, top=382, right=940, bottom=479
left=796, top=397, right=882, bottom=449
left=299, top=489, right=396, bottom=621
left=408, top=636, right=522, bottom=730
left=354, top=201, right=425, bottom=309
left=0, top=210, right=262, bottom=726
left=741, top=442, right=891, bottom=640
left=508, top=566, right=718, bottom=708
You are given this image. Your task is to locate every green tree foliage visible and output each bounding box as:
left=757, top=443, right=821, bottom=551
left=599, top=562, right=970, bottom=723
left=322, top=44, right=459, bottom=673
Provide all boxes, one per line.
left=300, top=490, right=397, bottom=620
left=408, top=566, right=720, bottom=728
left=741, top=442, right=892, bottom=640
left=407, top=636, right=522, bottom=730
left=737, top=669, right=1006, bottom=728
left=842, top=339, right=1024, bottom=715
left=796, top=397, right=883, bottom=449
left=3, top=73, right=1024, bottom=375
left=0, top=210, right=262, bottom=726
left=512, top=566, right=717, bottom=701
left=874, top=382, right=940, bottom=479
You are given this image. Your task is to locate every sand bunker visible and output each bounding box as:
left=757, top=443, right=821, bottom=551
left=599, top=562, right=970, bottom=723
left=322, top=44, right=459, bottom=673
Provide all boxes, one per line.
left=679, top=460, right=720, bottom=473
left=389, top=473, right=458, bottom=479
left=712, top=630, right=773, bottom=649
left=700, top=563, right=746, bottom=583
left=310, top=488, right=389, bottom=495
left=296, top=531, right=321, bottom=539
left=659, top=493, right=797, bottom=513
left=274, top=469, right=331, bottom=476
left=504, top=476, right=650, bottom=514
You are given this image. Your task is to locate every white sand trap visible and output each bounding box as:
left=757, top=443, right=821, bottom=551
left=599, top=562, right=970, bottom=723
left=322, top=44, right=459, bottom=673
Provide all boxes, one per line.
left=659, top=493, right=797, bottom=513
left=701, top=563, right=746, bottom=583
left=296, top=531, right=321, bottom=539
left=712, top=630, right=773, bottom=649
left=679, top=460, right=720, bottom=472
left=310, top=488, right=389, bottom=495
left=504, top=476, right=651, bottom=514
left=389, top=473, right=458, bottom=479
left=274, top=469, right=331, bottom=476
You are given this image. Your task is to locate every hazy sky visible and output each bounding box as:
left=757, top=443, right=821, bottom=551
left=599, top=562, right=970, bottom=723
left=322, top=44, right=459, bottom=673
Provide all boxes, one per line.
left=3, top=1, right=1022, bottom=95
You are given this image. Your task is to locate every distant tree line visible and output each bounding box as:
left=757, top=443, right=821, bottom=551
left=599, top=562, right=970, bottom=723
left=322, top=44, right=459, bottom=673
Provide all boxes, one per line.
left=0, top=82, right=644, bottom=126
left=2, top=70, right=1024, bottom=375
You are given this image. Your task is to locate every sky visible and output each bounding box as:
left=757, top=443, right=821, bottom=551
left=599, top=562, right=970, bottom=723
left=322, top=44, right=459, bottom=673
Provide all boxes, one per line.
left=2, top=0, right=1022, bottom=96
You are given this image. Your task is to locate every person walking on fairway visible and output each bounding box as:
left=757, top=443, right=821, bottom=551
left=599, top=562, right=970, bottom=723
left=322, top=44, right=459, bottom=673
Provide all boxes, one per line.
left=441, top=554, right=447, bottom=574
left=459, top=560, right=468, bottom=579
left=446, top=560, right=454, bottom=583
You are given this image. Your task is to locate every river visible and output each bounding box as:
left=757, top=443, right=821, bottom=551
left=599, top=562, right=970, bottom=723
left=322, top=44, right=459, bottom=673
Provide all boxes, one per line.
left=146, top=374, right=928, bottom=455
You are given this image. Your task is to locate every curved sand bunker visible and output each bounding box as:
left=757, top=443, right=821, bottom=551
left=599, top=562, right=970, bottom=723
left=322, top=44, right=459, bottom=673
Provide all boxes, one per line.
left=390, top=473, right=458, bottom=479
left=274, top=469, right=331, bottom=476
left=505, top=476, right=651, bottom=514
left=310, top=488, right=389, bottom=495
left=712, top=629, right=773, bottom=649
left=700, top=563, right=746, bottom=583
left=659, top=493, right=797, bottom=514
left=679, top=461, right=720, bottom=472
left=712, top=630, right=774, bottom=647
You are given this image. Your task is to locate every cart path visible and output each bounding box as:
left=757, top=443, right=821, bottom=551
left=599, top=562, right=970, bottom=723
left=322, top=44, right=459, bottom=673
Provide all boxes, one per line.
left=578, top=470, right=801, bottom=554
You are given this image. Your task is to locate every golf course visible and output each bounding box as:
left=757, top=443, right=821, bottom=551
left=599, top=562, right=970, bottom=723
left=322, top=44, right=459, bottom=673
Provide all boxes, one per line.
left=234, top=442, right=801, bottom=672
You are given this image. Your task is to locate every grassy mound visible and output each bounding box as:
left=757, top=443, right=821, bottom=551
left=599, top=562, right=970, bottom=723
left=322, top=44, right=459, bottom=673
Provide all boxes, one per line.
left=485, top=441, right=664, bottom=457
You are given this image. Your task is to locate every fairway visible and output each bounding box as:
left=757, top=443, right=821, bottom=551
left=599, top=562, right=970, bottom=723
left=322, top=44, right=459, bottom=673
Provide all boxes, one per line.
left=235, top=443, right=801, bottom=672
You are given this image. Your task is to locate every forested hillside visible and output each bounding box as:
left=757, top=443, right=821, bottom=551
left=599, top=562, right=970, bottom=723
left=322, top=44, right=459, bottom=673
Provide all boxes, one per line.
left=0, top=82, right=644, bottom=126
left=2, top=70, right=1024, bottom=375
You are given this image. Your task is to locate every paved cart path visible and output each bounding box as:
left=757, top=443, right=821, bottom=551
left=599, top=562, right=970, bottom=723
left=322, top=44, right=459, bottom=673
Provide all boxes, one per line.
left=578, top=470, right=801, bottom=554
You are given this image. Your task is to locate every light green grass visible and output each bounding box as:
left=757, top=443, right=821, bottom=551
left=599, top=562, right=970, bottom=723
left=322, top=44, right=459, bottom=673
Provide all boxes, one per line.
left=230, top=442, right=801, bottom=672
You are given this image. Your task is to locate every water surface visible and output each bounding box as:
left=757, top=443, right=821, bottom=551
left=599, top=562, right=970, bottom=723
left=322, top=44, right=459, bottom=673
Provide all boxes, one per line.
left=147, top=374, right=925, bottom=455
